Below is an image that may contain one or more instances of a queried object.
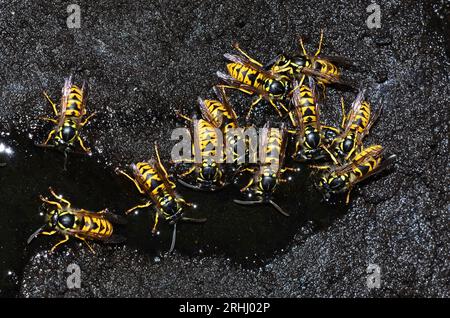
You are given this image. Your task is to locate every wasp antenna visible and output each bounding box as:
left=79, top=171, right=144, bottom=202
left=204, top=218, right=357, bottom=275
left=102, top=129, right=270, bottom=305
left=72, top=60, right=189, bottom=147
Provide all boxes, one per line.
left=27, top=225, right=46, bottom=245
left=63, top=150, right=68, bottom=171
left=169, top=223, right=177, bottom=253
left=269, top=200, right=290, bottom=217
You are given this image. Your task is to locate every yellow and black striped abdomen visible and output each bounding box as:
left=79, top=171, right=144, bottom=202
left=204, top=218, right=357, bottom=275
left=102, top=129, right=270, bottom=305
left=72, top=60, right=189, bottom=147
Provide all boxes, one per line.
left=204, top=99, right=234, bottom=124
left=64, top=85, right=84, bottom=118
left=350, top=101, right=371, bottom=134
left=227, top=63, right=265, bottom=90
left=315, top=60, right=339, bottom=76
left=78, top=215, right=114, bottom=238
left=263, top=130, right=283, bottom=172
left=298, top=85, right=318, bottom=126
left=196, top=119, right=219, bottom=158
left=351, top=145, right=382, bottom=178
left=135, top=162, right=166, bottom=196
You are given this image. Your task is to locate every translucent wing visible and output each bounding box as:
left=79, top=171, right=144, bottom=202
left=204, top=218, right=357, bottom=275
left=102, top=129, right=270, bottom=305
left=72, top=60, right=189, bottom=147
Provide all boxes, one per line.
left=213, top=85, right=237, bottom=123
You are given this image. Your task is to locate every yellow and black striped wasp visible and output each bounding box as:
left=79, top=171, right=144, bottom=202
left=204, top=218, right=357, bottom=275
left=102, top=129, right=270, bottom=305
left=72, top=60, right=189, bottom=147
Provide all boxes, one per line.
left=288, top=77, right=338, bottom=163
left=234, top=122, right=296, bottom=216
left=317, top=145, right=396, bottom=204
left=217, top=43, right=291, bottom=120
left=116, top=143, right=206, bottom=252
left=267, top=30, right=350, bottom=94
left=36, top=76, right=95, bottom=169
left=27, top=187, right=126, bottom=253
left=198, top=86, right=247, bottom=166
left=328, top=90, right=382, bottom=163
left=176, top=111, right=228, bottom=191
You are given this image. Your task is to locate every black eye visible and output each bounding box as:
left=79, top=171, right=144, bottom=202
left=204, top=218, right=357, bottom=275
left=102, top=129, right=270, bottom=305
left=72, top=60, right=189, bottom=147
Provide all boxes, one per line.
left=269, top=81, right=284, bottom=95
left=329, top=178, right=344, bottom=190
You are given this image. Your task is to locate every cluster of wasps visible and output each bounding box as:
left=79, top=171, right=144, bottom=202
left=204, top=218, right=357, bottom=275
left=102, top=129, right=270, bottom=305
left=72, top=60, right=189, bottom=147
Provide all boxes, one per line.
left=27, top=31, right=396, bottom=254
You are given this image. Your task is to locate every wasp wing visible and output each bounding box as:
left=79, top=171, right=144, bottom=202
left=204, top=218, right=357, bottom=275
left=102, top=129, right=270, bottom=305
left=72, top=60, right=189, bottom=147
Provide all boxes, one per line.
left=213, top=85, right=238, bottom=124
left=198, top=97, right=222, bottom=128
left=341, top=90, right=367, bottom=137
left=57, top=76, right=72, bottom=126
left=300, top=66, right=348, bottom=86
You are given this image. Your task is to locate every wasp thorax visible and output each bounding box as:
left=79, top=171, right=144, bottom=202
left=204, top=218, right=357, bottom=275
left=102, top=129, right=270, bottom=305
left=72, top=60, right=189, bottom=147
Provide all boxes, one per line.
left=291, top=55, right=307, bottom=68
left=58, top=213, right=75, bottom=228
left=61, top=126, right=77, bottom=142
left=269, top=81, right=285, bottom=95
left=342, top=138, right=354, bottom=153
left=305, top=131, right=321, bottom=149
left=261, top=175, right=277, bottom=192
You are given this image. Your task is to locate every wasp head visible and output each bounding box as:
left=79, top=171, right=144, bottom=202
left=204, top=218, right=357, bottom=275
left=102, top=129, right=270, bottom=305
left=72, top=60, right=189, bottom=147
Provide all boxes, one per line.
left=318, top=173, right=349, bottom=202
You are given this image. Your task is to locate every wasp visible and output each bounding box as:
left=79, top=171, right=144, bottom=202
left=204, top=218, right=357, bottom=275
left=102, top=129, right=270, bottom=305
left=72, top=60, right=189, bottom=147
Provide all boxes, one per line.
left=288, top=77, right=338, bottom=162
left=329, top=90, right=382, bottom=163
left=176, top=111, right=228, bottom=191
left=36, top=76, right=95, bottom=169
left=317, top=145, right=396, bottom=204
left=234, top=122, right=296, bottom=216
left=217, top=43, right=291, bottom=120
left=27, top=187, right=126, bottom=253
left=198, top=86, right=247, bottom=165
left=267, top=30, right=349, bottom=92
left=116, top=143, right=206, bottom=252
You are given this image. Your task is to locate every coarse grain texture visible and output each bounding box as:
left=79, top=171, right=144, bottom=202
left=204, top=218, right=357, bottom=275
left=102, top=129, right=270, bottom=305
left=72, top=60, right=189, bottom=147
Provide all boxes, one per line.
left=0, top=0, right=447, bottom=297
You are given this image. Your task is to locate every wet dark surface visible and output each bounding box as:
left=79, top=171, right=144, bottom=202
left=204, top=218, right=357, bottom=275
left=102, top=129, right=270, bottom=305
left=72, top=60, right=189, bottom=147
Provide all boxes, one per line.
left=0, top=0, right=448, bottom=297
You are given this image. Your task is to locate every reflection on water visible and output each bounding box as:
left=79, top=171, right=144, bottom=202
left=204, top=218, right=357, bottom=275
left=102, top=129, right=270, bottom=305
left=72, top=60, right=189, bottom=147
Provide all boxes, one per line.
left=0, top=131, right=346, bottom=297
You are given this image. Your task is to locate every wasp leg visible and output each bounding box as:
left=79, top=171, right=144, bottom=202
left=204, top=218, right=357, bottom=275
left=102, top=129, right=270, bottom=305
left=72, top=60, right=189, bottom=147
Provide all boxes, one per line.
left=41, top=230, right=57, bottom=236
left=50, top=235, right=70, bottom=253
left=43, top=91, right=58, bottom=116
left=345, top=188, right=353, bottom=205
left=179, top=166, right=196, bottom=177
left=309, top=164, right=331, bottom=170
left=340, top=97, right=346, bottom=129
left=115, top=168, right=145, bottom=194
left=48, top=187, right=72, bottom=207
left=77, top=136, right=91, bottom=154
left=218, top=85, right=254, bottom=96
left=154, top=142, right=175, bottom=188
left=125, top=201, right=152, bottom=215
left=39, top=195, right=63, bottom=209
left=39, top=117, right=58, bottom=124
left=40, top=129, right=56, bottom=145
left=299, top=37, right=308, bottom=56
left=176, top=111, right=193, bottom=123
left=314, top=29, right=324, bottom=57
left=80, top=112, right=96, bottom=126
left=281, top=167, right=298, bottom=173
left=178, top=197, right=194, bottom=208
left=232, top=43, right=263, bottom=67
left=277, top=100, right=289, bottom=113
left=321, top=146, right=339, bottom=165
left=245, top=96, right=263, bottom=121
left=151, top=213, right=159, bottom=234
left=75, top=235, right=95, bottom=254
left=240, top=178, right=254, bottom=192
